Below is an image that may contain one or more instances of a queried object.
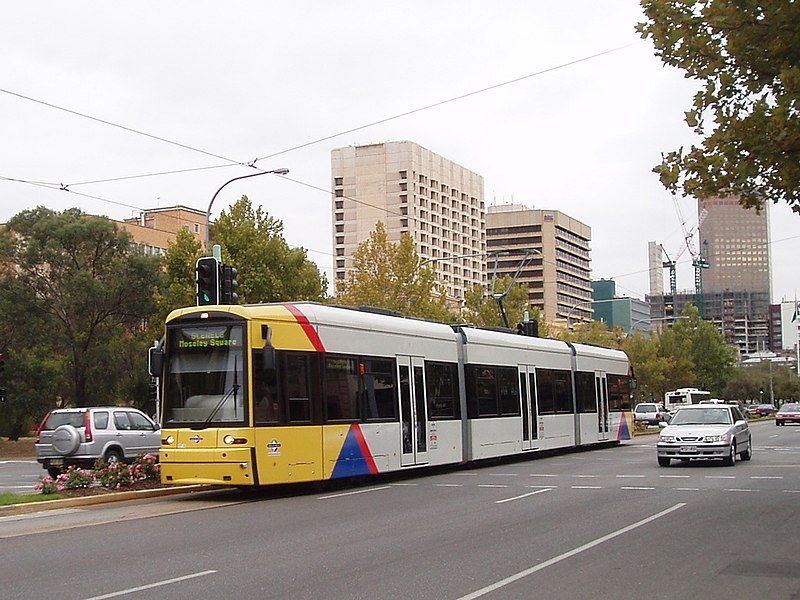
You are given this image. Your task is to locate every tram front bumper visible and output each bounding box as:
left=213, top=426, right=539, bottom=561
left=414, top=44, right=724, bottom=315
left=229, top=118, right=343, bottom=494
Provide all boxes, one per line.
left=160, top=448, right=256, bottom=486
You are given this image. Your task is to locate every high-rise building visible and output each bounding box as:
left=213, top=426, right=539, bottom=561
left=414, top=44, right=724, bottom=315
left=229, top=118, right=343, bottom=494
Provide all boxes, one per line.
left=699, top=196, right=771, bottom=297
left=331, top=141, right=485, bottom=305
left=485, top=204, right=592, bottom=326
left=592, top=279, right=650, bottom=333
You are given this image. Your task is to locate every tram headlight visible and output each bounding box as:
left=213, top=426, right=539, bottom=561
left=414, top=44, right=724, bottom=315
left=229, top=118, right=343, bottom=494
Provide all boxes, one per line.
left=223, top=435, right=235, bottom=445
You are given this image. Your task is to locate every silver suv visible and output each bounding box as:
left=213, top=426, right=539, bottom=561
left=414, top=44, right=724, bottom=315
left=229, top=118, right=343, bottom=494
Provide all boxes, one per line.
left=35, top=407, right=161, bottom=477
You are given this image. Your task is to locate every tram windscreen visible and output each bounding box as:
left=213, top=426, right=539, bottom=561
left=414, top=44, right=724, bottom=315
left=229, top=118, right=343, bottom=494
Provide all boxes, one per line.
left=163, top=323, right=246, bottom=426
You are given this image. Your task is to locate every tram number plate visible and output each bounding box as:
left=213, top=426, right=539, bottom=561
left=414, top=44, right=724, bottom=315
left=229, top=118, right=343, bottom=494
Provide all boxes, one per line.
left=680, top=445, right=697, bottom=453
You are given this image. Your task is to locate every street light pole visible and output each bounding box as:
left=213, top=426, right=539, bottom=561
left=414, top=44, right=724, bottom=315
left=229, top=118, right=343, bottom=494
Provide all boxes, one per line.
left=206, top=167, right=289, bottom=249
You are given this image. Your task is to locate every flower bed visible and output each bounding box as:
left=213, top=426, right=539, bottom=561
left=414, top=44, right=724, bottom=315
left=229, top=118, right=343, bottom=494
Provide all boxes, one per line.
left=35, top=453, right=161, bottom=497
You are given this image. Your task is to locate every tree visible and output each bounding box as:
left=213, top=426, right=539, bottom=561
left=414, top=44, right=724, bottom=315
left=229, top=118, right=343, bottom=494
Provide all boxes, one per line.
left=150, top=228, right=203, bottom=334
left=559, top=320, right=626, bottom=348
left=463, top=278, right=550, bottom=334
left=336, top=221, right=453, bottom=321
left=638, top=1, right=800, bottom=212
left=670, top=305, right=735, bottom=395
left=0, top=207, right=162, bottom=412
left=212, top=196, right=326, bottom=303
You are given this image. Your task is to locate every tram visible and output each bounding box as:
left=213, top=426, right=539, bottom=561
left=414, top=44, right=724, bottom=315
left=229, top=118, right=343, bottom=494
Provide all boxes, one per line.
left=149, top=302, right=634, bottom=487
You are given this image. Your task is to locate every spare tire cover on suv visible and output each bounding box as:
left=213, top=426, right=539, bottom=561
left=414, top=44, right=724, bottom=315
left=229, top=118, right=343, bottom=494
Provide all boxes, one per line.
left=52, top=424, right=81, bottom=455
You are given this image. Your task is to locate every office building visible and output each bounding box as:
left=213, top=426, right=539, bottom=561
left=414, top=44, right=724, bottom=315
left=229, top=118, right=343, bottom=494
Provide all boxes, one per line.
left=119, top=205, right=208, bottom=255
left=485, top=204, right=592, bottom=326
left=592, top=279, right=650, bottom=333
left=331, top=141, right=485, bottom=305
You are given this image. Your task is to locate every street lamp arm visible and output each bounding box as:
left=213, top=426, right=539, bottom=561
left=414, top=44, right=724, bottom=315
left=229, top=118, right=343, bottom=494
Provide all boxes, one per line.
left=206, top=168, right=289, bottom=248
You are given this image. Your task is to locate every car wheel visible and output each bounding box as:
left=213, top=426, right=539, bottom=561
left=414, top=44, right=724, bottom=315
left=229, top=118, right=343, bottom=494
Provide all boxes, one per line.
left=104, top=449, right=123, bottom=466
left=47, top=467, right=62, bottom=478
left=658, top=456, right=671, bottom=467
left=723, top=442, right=736, bottom=466
left=740, top=438, right=752, bottom=461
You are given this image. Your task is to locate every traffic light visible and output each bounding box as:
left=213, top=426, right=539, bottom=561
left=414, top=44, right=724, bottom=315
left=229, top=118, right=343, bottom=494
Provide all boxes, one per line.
left=196, top=257, right=220, bottom=305
left=220, top=264, right=239, bottom=304
left=148, top=378, right=159, bottom=402
left=664, top=294, right=674, bottom=318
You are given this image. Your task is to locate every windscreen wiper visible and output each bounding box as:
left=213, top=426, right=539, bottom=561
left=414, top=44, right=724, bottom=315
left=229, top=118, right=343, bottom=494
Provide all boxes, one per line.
left=201, top=355, right=240, bottom=426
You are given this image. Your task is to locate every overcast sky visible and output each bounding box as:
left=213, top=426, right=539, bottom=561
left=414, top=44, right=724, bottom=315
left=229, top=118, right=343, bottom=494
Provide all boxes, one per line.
left=2, top=2, right=797, bottom=303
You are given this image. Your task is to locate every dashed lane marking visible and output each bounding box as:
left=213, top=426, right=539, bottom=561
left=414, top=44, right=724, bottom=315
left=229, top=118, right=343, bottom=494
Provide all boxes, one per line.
left=478, top=484, right=509, bottom=488
left=783, top=490, right=800, bottom=493
left=496, top=488, right=553, bottom=504
left=489, top=473, right=519, bottom=477
left=529, top=474, right=557, bottom=478
left=620, top=486, right=655, bottom=490
left=318, top=486, right=392, bottom=500
left=435, top=483, right=464, bottom=487
left=571, top=485, right=603, bottom=489
left=571, top=475, right=597, bottom=478
left=705, top=475, right=736, bottom=479
left=673, top=488, right=700, bottom=491
left=616, top=475, right=646, bottom=478
left=388, top=482, right=418, bottom=486
left=751, top=476, right=783, bottom=479
left=659, top=475, right=690, bottom=478
left=723, top=488, right=759, bottom=493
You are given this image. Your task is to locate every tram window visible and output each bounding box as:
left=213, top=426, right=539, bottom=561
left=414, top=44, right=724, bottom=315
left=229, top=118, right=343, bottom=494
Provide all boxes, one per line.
left=253, top=350, right=281, bottom=424
left=497, top=367, right=520, bottom=416
left=607, top=374, right=633, bottom=411
left=363, top=359, right=397, bottom=421
left=323, top=356, right=359, bottom=421
left=471, top=366, right=497, bottom=417
left=536, top=369, right=555, bottom=414
left=554, top=370, right=573, bottom=413
left=575, top=371, right=597, bottom=413
left=426, top=362, right=460, bottom=419
left=285, top=353, right=312, bottom=423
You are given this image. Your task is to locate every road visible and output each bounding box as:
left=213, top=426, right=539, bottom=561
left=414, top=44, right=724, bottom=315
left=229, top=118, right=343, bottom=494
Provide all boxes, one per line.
left=2, top=421, right=799, bottom=599
left=0, top=460, right=41, bottom=495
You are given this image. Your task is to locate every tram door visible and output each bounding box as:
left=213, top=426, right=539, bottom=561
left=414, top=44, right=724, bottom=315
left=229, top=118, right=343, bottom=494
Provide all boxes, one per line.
left=595, top=372, right=610, bottom=441
left=397, top=356, right=429, bottom=466
left=518, top=365, right=539, bottom=450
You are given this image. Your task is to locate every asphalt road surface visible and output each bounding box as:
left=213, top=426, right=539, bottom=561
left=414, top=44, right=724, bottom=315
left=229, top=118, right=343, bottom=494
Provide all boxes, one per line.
left=0, top=460, right=41, bottom=495
left=2, top=421, right=799, bottom=600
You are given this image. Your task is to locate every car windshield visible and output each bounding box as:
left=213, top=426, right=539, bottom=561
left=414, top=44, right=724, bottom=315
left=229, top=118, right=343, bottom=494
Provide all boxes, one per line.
left=163, top=322, right=247, bottom=426
left=670, top=407, right=732, bottom=426
left=780, top=404, right=800, bottom=411
left=637, top=404, right=657, bottom=412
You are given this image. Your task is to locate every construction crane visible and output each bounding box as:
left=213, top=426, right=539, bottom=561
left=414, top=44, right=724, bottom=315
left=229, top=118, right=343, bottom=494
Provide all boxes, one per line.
left=660, top=198, right=711, bottom=317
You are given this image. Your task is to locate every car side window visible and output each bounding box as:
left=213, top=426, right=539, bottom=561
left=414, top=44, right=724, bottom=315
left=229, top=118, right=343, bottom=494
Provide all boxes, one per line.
left=732, top=407, right=744, bottom=422
left=128, top=411, right=154, bottom=431
left=94, top=411, right=109, bottom=430
left=114, top=411, right=131, bottom=431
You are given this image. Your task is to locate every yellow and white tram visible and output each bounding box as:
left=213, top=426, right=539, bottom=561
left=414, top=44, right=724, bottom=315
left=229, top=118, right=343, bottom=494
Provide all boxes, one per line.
left=152, top=302, right=634, bottom=487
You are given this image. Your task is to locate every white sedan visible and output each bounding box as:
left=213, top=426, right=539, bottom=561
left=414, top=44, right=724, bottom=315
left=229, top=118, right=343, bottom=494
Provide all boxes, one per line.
left=656, top=404, right=751, bottom=467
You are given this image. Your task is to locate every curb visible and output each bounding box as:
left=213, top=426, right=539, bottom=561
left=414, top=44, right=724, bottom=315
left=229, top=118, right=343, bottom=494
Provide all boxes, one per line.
left=0, top=485, right=214, bottom=517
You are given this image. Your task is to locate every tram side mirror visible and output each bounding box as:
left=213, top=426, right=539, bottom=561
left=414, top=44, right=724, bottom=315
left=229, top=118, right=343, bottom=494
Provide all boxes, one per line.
left=262, top=346, right=276, bottom=372
left=148, top=347, right=164, bottom=378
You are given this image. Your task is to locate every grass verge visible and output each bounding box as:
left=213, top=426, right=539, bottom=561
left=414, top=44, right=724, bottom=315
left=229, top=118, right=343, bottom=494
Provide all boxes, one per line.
left=0, top=492, right=60, bottom=506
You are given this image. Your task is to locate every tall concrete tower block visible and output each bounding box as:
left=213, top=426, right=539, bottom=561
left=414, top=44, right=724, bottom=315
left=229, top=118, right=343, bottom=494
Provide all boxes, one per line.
left=648, top=241, right=664, bottom=296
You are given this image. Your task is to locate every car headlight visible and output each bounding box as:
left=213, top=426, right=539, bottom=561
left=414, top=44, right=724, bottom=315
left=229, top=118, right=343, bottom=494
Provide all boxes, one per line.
left=660, top=435, right=676, bottom=443
left=704, top=434, right=728, bottom=443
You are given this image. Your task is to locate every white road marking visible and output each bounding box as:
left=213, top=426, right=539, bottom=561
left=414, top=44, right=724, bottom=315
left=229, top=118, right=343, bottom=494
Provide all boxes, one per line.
left=769, top=435, right=778, bottom=438
left=496, top=488, right=553, bottom=504
left=529, top=474, right=557, bottom=478
left=620, top=486, right=655, bottom=490
left=489, top=473, right=519, bottom=477
left=783, top=490, right=800, bottom=493
left=571, top=485, right=603, bottom=489
left=616, top=475, right=645, bottom=478
left=723, top=488, right=759, bottom=493
left=659, top=475, right=690, bottom=478
left=318, top=486, right=392, bottom=499
left=572, top=475, right=597, bottom=478
left=435, top=483, right=464, bottom=487
left=526, top=485, right=558, bottom=489
left=673, top=488, right=700, bottom=491
left=388, top=482, right=418, bottom=486
left=456, top=503, right=686, bottom=600
left=81, top=570, right=217, bottom=600
left=478, top=484, right=509, bottom=488
left=596, top=458, right=614, bottom=461
left=751, top=476, right=783, bottom=479
left=0, top=460, right=38, bottom=464
left=705, top=475, right=736, bottom=479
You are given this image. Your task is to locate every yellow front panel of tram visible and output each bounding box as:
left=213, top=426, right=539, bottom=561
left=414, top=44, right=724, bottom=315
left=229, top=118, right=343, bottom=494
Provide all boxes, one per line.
left=254, top=426, right=323, bottom=484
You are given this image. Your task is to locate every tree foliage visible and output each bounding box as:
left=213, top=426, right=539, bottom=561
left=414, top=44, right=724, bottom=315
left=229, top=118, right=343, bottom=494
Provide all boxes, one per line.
left=336, top=221, right=453, bottom=321
left=212, top=196, right=327, bottom=303
left=463, top=277, right=538, bottom=330
left=638, top=1, right=800, bottom=212
left=0, top=207, right=162, bottom=433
